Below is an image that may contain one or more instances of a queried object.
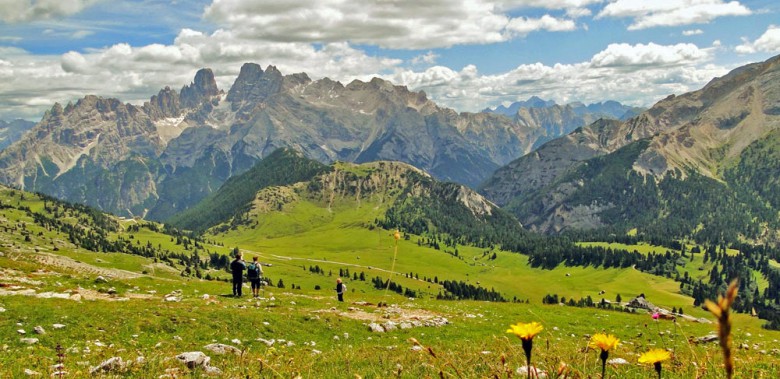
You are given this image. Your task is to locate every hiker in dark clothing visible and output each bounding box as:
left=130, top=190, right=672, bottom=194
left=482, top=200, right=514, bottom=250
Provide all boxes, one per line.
left=335, top=277, right=345, bottom=302
left=230, top=252, right=246, bottom=297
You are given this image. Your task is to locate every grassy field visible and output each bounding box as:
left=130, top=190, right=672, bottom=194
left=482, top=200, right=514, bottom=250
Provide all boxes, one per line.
left=2, top=188, right=780, bottom=377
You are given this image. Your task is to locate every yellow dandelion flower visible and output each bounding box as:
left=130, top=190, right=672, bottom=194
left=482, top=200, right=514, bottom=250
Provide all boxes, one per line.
left=589, top=333, right=620, bottom=352
left=506, top=322, right=544, bottom=340
left=638, top=348, right=671, bottom=364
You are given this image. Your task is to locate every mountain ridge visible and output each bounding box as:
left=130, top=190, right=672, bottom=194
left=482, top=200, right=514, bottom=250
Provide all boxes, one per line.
left=480, top=53, right=780, bottom=238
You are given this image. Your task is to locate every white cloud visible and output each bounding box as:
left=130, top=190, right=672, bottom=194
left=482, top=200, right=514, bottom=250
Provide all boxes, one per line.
left=203, top=0, right=578, bottom=49
left=388, top=41, right=725, bottom=112
left=411, top=51, right=440, bottom=66
left=736, top=25, right=780, bottom=54
left=506, top=15, right=577, bottom=37
left=590, top=43, right=709, bottom=68
left=0, top=0, right=101, bottom=23
left=683, top=29, right=704, bottom=36
left=597, top=0, right=751, bottom=30
left=0, top=34, right=734, bottom=122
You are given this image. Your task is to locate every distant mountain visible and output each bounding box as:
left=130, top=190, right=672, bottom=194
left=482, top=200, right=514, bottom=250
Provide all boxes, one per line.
left=483, top=96, right=556, bottom=115
left=484, top=97, right=643, bottom=120
left=483, top=98, right=644, bottom=147
left=480, top=53, right=780, bottom=242
left=0, top=119, right=35, bottom=151
left=0, top=64, right=560, bottom=219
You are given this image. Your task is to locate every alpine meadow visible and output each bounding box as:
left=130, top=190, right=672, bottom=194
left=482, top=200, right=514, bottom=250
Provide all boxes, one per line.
left=3, top=2, right=780, bottom=378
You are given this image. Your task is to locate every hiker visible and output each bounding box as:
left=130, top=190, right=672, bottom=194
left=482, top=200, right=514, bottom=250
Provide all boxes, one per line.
left=230, top=252, right=246, bottom=297
left=247, top=256, right=264, bottom=298
left=335, top=277, right=346, bottom=302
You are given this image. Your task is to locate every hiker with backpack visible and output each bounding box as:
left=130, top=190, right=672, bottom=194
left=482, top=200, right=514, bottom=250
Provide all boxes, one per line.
left=336, top=277, right=346, bottom=302
left=247, top=256, right=264, bottom=298
left=230, top=251, right=246, bottom=297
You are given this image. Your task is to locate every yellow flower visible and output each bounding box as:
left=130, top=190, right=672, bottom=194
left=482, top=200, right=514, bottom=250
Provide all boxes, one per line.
left=638, top=349, right=671, bottom=365
left=506, top=322, right=544, bottom=340
left=589, top=333, right=620, bottom=352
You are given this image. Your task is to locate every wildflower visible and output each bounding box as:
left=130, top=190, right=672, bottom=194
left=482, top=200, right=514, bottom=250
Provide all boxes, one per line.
left=507, top=322, right=543, bottom=378
left=652, top=312, right=659, bottom=320
left=705, top=279, right=738, bottom=379
left=639, top=348, right=671, bottom=379
left=589, top=333, right=619, bottom=378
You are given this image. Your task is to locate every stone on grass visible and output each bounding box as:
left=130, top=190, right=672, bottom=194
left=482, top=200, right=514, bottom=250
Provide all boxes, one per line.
left=368, top=323, right=385, bottom=333
left=90, top=357, right=125, bottom=374
left=204, top=343, right=241, bottom=355
left=20, top=338, right=39, bottom=345
left=23, top=368, right=40, bottom=376
left=0, top=307, right=6, bottom=313
left=52, top=324, right=66, bottom=329
left=17, top=329, right=25, bottom=335
left=95, top=276, right=108, bottom=283
left=258, top=338, right=275, bottom=347
left=176, top=351, right=210, bottom=369
left=33, top=326, right=45, bottom=335
left=517, top=366, right=547, bottom=378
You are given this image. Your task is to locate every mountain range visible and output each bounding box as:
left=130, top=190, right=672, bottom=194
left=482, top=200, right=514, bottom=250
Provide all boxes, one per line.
left=484, top=96, right=643, bottom=120
left=480, top=54, right=780, bottom=242
left=0, top=64, right=577, bottom=220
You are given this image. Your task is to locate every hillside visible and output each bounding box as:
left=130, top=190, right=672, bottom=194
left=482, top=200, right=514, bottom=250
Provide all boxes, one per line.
left=480, top=54, right=780, bottom=241
left=2, top=182, right=780, bottom=377
left=165, top=148, right=331, bottom=233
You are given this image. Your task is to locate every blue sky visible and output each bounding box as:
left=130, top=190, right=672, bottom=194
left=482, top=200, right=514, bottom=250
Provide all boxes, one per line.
left=1, top=0, right=779, bottom=121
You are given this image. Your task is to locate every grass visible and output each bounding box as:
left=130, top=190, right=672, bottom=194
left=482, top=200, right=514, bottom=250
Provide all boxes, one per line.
left=2, top=188, right=780, bottom=377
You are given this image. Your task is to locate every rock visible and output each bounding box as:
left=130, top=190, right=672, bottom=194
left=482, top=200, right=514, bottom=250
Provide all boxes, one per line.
left=258, top=338, right=275, bottom=347
left=90, top=357, right=125, bottom=374
left=20, top=338, right=39, bottom=345
left=368, top=323, right=385, bottom=333
left=204, top=343, right=241, bottom=355
left=201, top=294, right=210, bottom=300
left=23, top=368, right=40, bottom=376
left=176, top=351, right=210, bottom=369
left=382, top=321, right=398, bottom=331
left=52, top=324, right=66, bottom=329
left=230, top=338, right=241, bottom=345
left=69, top=294, right=82, bottom=302
left=0, top=307, right=5, bottom=313
left=608, top=358, right=629, bottom=365
left=203, top=365, right=222, bottom=376
left=410, top=345, right=423, bottom=351
left=17, top=329, right=25, bottom=335
left=693, top=334, right=719, bottom=344
left=399, top=322, right=413, bottom=329
left=95, top=276, right=108, bottom=283
left=33, top=326, right=45, bottom=335
left=517, top=366, right=547, bottom=378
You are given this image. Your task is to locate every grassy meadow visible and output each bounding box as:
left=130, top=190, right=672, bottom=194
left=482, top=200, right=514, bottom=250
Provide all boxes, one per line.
left=1, top=188, right=780, bottom=377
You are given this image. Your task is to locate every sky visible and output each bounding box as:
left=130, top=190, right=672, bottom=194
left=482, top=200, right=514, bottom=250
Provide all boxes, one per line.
left=1, top=0, right=779, bottom=121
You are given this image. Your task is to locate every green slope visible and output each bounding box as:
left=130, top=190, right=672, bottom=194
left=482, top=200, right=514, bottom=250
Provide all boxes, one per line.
left=165, top=148, right=330, bottom=233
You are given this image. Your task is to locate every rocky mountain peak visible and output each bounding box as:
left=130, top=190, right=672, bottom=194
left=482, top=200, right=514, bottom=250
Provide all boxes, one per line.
left=180, top=68, right=219, bottom=109
left=145, top=86, right=181, bottom=119
left=226, top=63, right=283, bottom=113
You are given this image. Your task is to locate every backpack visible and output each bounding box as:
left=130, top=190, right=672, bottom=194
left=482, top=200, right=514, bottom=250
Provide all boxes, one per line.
left=341, top=283, right=347, bottom=292
left=247, top=263, right=260, bottom=278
